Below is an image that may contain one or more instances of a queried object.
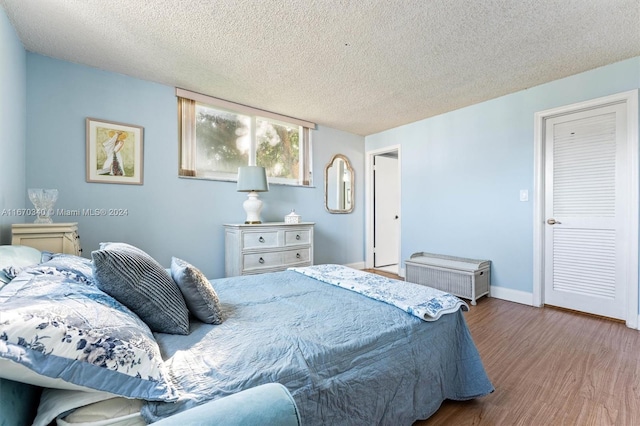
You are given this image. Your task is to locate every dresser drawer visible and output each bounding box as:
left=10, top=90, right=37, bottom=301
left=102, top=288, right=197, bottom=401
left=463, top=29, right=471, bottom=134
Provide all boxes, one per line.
left=243, top=231, right=279, bottom=249
left=243, top=251, right=282, bottom=271
left=282, top=248, right=311, bottom=265
left=224, top=222, right=314, bottom=277
left=284, top=230, right=311, bottom=246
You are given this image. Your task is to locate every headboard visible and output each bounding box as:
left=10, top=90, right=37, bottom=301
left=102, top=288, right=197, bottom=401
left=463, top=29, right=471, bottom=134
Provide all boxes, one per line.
left=0, top=378, right=41, bottom=426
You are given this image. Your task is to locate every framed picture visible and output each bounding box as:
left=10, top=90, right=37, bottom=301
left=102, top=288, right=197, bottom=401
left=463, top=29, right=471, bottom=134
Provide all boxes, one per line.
left=86, top=118, right=144, bottom=184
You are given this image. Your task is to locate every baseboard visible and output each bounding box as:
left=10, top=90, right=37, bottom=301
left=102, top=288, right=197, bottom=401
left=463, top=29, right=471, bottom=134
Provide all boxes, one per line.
left=345, top=261, right=365, bottom=270
left=346, top=266, right=534, bottom=307
left=489, top=286, right=534, bottom=306
left=490, top=288, right=640, bottom=329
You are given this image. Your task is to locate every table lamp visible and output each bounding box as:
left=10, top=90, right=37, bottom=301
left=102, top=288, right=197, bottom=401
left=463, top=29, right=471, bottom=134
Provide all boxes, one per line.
left=237, top=166, right=269, bottom=224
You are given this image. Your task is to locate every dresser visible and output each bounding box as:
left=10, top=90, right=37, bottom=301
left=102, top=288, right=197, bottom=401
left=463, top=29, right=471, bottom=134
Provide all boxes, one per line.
left=11, top=222, right=82, bottom=256
left=224, top=222, right=314, bottom=277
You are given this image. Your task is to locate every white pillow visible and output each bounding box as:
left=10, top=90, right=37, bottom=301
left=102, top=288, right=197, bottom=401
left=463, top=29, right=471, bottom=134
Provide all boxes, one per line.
left=0, top=244, right=42, bottom=285
left=57, top=397, right=144, bottom=426
left=33, top=388, right=116, bottom=426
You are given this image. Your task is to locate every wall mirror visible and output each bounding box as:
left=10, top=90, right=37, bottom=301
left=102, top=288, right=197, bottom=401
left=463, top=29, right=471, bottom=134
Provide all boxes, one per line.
left=325, top=154, right=354, bottom=214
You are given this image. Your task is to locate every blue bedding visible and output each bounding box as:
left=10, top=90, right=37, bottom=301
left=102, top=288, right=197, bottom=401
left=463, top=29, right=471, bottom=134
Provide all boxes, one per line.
left=143, top=270, right=493, bottom=425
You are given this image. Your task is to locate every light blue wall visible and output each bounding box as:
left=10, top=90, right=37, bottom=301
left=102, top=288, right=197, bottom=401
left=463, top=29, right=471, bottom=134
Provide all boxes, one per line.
left=0, top=9, right=27, bottom=244
left=366, top=57, right=640, bottom=294
left=25, top=54, right=365, bottom=277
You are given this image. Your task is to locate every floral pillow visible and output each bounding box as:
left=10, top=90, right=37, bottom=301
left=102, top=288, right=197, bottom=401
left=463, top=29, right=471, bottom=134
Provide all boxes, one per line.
left=0, top=268, right=178, bottom=401
left=38, top=252, right=95, bottom=284
left=3, top=252, right=95, bottom=285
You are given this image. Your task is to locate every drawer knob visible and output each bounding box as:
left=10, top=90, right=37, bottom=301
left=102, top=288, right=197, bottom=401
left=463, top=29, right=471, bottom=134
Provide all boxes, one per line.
left=296, top=234, right=300, bottom=240
left=259, top=236, right=265, bottom=243
left=296, top=253, right=301, bottom=259
left=259, top=257, right=265, bottom=264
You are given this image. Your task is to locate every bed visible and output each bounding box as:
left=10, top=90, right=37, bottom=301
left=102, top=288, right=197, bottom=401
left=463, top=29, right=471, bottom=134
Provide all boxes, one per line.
left=0, top=243, right=493, bottom=425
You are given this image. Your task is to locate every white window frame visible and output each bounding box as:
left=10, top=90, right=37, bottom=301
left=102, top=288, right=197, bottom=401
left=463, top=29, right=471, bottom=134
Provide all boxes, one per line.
left=177, top=88, right=314, bottom=186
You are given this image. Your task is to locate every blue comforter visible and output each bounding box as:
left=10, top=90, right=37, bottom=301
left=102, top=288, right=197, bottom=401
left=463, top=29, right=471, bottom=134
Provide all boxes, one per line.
left=143, top=270, right=493, bottom=425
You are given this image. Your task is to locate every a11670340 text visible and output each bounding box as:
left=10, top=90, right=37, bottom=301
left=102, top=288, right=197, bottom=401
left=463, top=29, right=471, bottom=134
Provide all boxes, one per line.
left=1, top=208, right=129, bottom=217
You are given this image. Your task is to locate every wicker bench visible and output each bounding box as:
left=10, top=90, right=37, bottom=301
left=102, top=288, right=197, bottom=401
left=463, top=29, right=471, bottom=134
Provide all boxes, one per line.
left=405, top=252, right=491, bottom=305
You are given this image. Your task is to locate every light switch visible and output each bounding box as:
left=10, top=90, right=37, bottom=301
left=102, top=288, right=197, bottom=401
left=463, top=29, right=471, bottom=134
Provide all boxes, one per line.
left=520, top=189, right=529, bottom=202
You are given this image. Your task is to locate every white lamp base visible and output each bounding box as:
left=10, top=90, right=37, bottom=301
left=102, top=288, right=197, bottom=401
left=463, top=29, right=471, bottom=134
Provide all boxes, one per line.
left=243, top=191, right=263, bottom=224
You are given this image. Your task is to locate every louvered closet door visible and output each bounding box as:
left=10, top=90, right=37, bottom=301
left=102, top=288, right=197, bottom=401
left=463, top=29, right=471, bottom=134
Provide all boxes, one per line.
left=544, top=103, right=628, bottom=319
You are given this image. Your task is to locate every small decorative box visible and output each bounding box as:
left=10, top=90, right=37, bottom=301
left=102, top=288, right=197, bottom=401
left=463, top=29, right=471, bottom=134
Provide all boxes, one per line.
left=285, top=209, right=301, bottom=224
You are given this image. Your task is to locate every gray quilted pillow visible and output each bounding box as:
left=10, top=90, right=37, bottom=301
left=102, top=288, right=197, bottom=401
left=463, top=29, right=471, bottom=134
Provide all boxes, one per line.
left=171, top=257, right=223, bottom=324
left=92, top=243, right=190, bottom=335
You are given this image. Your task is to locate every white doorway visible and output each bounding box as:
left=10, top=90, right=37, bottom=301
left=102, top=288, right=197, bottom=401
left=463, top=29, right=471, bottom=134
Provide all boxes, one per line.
left=533, top=90, right=638, bottom=328
left=366, top=146, right=401, bottom=275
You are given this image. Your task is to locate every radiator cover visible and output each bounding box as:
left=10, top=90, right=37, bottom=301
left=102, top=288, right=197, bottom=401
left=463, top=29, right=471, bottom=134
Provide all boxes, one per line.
left=405, top=252, right=491, bottom=305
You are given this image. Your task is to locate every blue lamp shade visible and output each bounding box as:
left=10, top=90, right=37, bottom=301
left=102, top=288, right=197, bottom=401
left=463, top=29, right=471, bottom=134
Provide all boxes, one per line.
left=237, top=166, right=269, bottom=192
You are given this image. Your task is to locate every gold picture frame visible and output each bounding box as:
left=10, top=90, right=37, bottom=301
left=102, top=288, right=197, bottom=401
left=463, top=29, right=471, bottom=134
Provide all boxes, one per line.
left=86, top=117, right=144, bottom=184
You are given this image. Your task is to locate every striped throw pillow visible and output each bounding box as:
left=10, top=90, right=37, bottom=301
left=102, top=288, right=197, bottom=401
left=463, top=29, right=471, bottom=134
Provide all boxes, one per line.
left=92, top=242, right=189, bottom=335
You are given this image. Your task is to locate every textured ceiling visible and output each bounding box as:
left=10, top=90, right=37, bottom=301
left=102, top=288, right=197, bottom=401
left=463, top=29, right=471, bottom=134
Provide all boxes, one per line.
left=2, top=0, right=639, bottom=136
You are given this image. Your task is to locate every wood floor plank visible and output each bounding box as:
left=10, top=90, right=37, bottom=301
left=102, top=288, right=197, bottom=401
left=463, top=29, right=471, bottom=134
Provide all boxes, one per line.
left=413, top=297, right=640, bottom=426
left=363, top=269, right=640, bottom=425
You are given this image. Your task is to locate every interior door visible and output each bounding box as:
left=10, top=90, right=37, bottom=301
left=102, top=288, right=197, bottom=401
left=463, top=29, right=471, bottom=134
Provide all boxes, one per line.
left=543, top=103, right=628, bottom=319
left=374, top=154, right=399, bottom=268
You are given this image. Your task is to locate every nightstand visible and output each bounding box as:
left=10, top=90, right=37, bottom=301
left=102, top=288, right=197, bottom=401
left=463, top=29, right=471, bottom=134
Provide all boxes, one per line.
left=224, top=222, right=314, bottom=277
left=11, top=222, right=82, bottom=256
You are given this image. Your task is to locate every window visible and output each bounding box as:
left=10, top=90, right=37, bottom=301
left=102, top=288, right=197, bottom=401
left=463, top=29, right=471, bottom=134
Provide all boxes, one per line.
left=177, top=88, right=314, bottom=186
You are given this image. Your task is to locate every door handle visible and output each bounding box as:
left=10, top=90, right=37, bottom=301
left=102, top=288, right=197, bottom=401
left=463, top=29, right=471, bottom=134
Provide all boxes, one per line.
left=547, top=218, right=561, bottom=225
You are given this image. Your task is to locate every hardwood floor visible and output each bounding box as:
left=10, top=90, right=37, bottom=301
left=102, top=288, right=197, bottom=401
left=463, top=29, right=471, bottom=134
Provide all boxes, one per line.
left=417, top=297, right=640, bottom=425
left=364, top=269, right=640, bottom=425
left=363, top=268, right=401, bottom=279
